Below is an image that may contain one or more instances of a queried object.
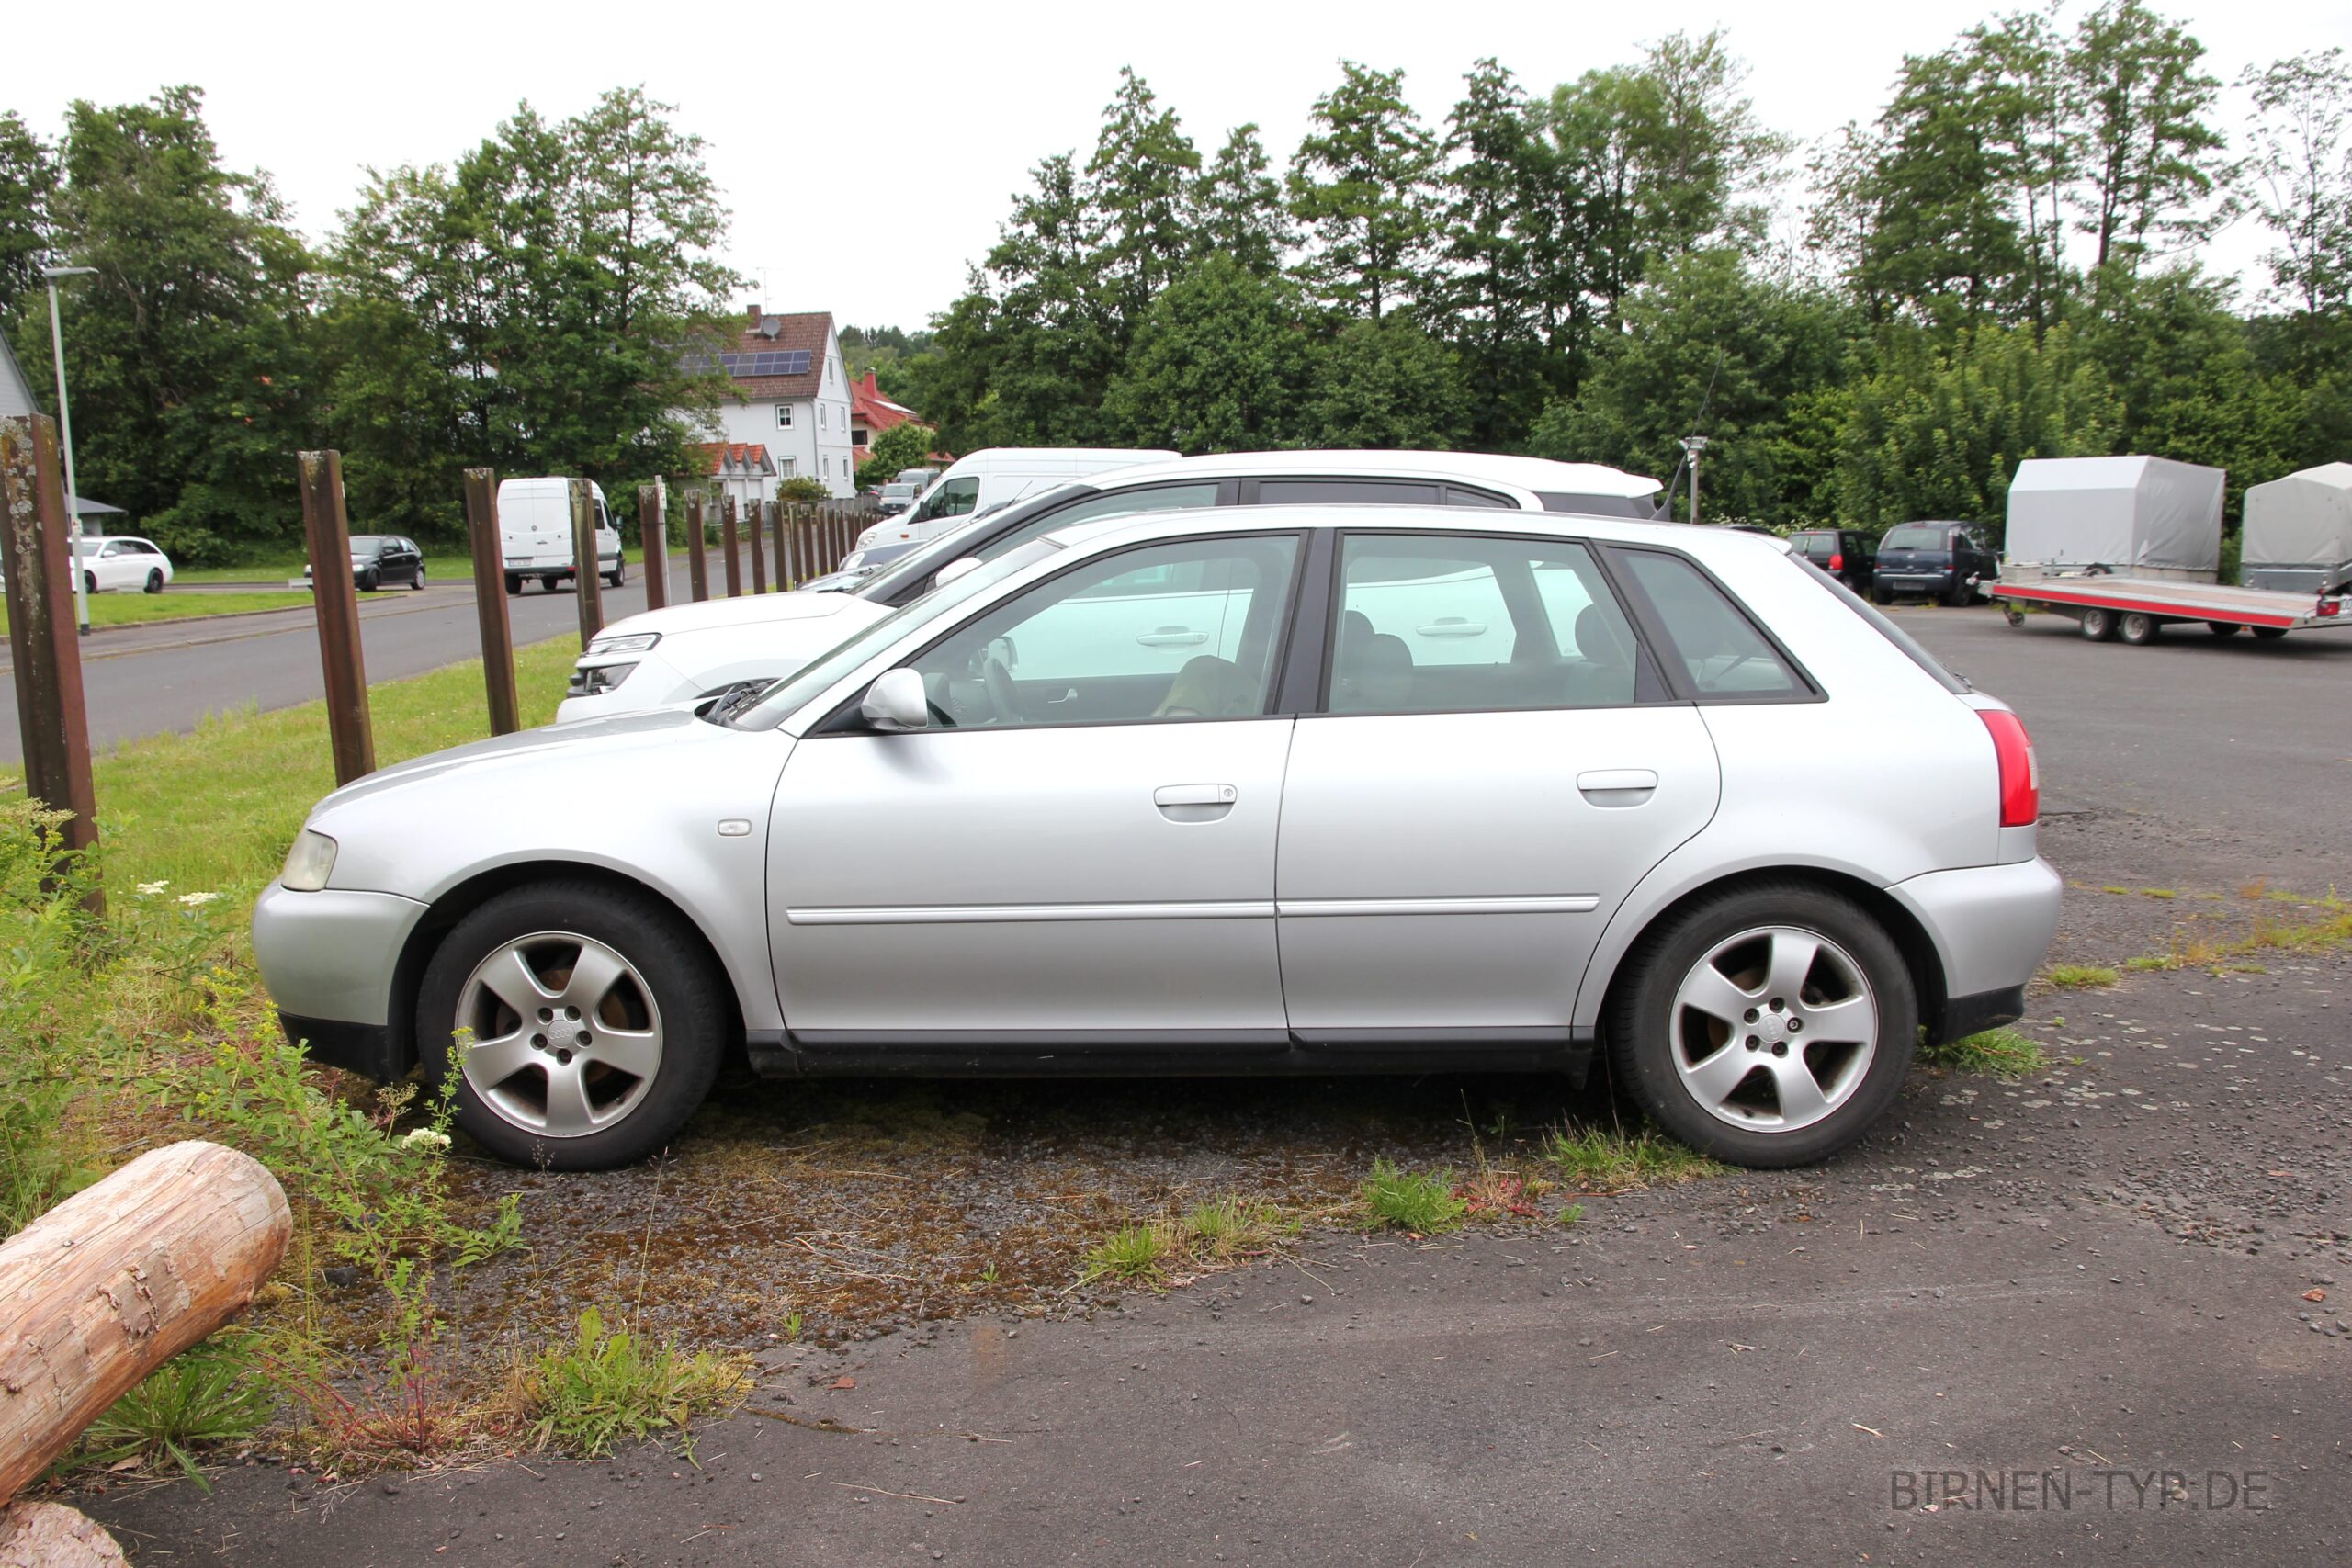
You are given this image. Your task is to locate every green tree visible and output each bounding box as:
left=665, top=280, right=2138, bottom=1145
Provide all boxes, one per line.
left=1634, top=29, right=1792, bottom=256
left=17, top=87, right=317, bottom=561
left=1084, top=69, right=1201, bottom=337
left=1852, top=46, right=2030, bottom=326
left=1832, top=321, right=2120, bottom=532
left=1529, top=250, right=1854, bottom=524
left=1287, top=62, right=1440, bottom=321
left=854, top=418, right=939, bottom=488
left=1105, top=253, right=1310, bottom=451
left=1194, top=124, right=1292, bottom=278
left=0, top=112, right=58, bottom=334
left=2069, top=0, right=2229, bottom=303
left=2239, top=49, right=2352, bottom=332
left=1433, top=60, right=1551, bottom=446
left=1297, top=315, right=1464, bottom=449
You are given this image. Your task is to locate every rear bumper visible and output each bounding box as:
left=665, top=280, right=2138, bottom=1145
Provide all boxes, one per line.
left=1885, top=858, right=2062, bottom=1042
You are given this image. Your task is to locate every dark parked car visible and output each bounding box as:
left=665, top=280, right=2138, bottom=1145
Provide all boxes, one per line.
left=308, top=536, right=427, bottom=592
left=1788, top=527, right=1875, bottom=592
left=1871, top=521, right=1996, bottom=605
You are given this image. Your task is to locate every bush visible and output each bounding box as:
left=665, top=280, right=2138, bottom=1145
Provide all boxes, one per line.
left=775, top=475, right=831, bottom=504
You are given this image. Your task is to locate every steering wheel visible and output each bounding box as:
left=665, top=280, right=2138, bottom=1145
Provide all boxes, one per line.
left=981, top=654, right=1022, bottom=724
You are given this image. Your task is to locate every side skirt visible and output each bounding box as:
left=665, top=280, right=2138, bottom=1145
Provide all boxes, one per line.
left=745, top=1026, right=1598, bottom=1080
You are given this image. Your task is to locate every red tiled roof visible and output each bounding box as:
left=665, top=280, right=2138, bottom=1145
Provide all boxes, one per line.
left=850, top=370, right=926, bottom=449
left=722, top=309, right=832, bottom=400
left=693, top=441, right=777, bottom=477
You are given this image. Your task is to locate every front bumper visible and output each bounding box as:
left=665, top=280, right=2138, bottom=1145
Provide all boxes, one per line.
left=1886, top=857, right=2062, bottom=1042
left=252, top=881, right=428, bottom=1079
left=555, top=650, right=697, bottom=723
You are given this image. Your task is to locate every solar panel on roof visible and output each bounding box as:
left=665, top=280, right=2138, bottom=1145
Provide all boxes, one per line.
left=686, top=348, right=812, bottom=378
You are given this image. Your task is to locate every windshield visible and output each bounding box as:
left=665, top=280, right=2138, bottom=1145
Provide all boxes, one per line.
left=73, top=539, right=104, bottom=556
left=732, top=537, right=1067, bottom=730
left=348, top=536, right=390, bottom=551
left=881, top=483, right=917, bottom=500
left=854, top=486, right=1091, bottom=604
left=1882, top=524, right=1951, bottom=550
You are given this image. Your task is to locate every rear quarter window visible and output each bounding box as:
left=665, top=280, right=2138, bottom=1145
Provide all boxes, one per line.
left=1611, top=548, right=1807, bottom=700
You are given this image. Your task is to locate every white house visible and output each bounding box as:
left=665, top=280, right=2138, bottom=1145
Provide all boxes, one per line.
left=693, top=309, right=858, bottom=499
left=0, top=333, right=39, bottom=421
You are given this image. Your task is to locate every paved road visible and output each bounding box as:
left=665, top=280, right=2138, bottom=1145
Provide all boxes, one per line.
left=0, top=558, right=716, bottom=762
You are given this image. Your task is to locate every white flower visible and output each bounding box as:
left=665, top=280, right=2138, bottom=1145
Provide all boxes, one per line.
left=176, top=891, right=221, bottom=908
left=401, top=1128, right=451, bottom=1154
left=135, top=881, right=169, bottom=896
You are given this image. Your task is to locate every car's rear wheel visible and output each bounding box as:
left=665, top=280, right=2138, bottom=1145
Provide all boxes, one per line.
left=2118, top=611, right=2160, bottom=645
left=2079, top=606, right=2118, bottom=641
left=411, top=564, right=426, bottom=592
left=144, top=569, right=164, bottom=594
left=82, top=570, right=96, bottom=595
left=1607, top=883, right=1916, bottom=1168
left=360, top=566, right=381, bottom=592
left=417, top=881, right=728, bottom=1169
left=605, top=558, right=625, bottom=588
left=1870, top=584, right=1894, bottom=605
left=1941, top=575, right=1970, bottom=607
left=504, top=573, right=522, bottom=596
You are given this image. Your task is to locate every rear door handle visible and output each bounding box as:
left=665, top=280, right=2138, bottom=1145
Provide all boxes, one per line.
left=1577, top=769, right=1658, bottom=807
left=1154, top=784, right=1238, bottom=807
left=1416, top=620, right=1486, bottom=637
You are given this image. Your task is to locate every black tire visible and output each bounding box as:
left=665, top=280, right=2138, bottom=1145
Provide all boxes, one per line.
left=2118, top=611, right=2160, bottom=645
left=504, top=573, right=523, bottom=596
left=82, top=570, right=96, bottom=595
left=360, top=566, right=381, bottom=592
left=1606, top=881, right=1917, bottom=1169
left=2250, top=625, right=2289, bottom=640
left=411, top=564, right=426, bottom=592
left=2080, top=606, right=2118, bottom=641
left=144, top=569, right=164, bottom=594
left=416, top=881, right=728, bottom=1170
left=1941, top=574, right=1970, bottom=607
left=1871, top=583, right=1894, bottom=605
left=2206, top=621, right=2243, bottom=637
left=605, top=558, right=626, bottom=588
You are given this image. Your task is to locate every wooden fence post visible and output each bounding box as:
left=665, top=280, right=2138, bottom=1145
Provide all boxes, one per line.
left=780, top=502, right=799, bottom=588
left=569, top=479, right=604, bottom=648
left=297, top=451, right=375, bottom=784
left=639, top=484, right=667, bottom=612
left=747, top=497, right=768, bottom=594
left=720, top=495, right=742, bottom=597
left=462, top=468, right=519, bottom=736
left=686, top=492, right=708, bottom=602
left=0, top=416, right=98, bottom=900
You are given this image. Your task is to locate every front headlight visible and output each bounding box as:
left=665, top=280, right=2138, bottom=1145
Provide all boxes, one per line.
left=567, top=662, right=638, bottom=697
left=587, top=631, right=661, bottom=656
left=280, top=829, right=337, bottom=892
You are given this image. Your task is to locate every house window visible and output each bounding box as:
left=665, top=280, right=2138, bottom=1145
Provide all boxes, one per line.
left=818, top=402, right=827, bottom=428
left=781, top=457, right=797, bottom=477
left=775, top=404, right=793, bottom=429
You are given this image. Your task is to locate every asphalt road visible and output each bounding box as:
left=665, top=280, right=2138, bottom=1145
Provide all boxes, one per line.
left=62, top=599, right=2352, bottom=1566
left=0, top=557, right=711, bottom=762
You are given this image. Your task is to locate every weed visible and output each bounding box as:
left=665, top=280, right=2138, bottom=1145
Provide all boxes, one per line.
left=2142, top=888, right=2177, bottom=900
left=780, top=1312, right=804, bottom=1342
left=1358, top=1159, right=1468, bottom=1235
left=1454, top=1167, right=1542, bottom=1219
left=1081, top=1221, right=1176, bottom=1283
left=2123, top=954, right=2174, bottom=973
left=1556, top=1202, right=1586, bottom=1227
left=70, top=1337, right=275, bottom=1487
left=1919, top=1027, right=2047, bottom=1080
left=506, top=1307, right=752, bottom=1460
left=2101, top=886, right=2132, bottom=896
left=1182, top=1194, right=1291, bottom=1261
left=1544, top=1123, right=1723, bottom=1191
left=2041, top=964, right=2120, bottom=989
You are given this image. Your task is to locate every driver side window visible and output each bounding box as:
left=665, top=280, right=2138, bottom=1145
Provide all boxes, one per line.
left=915, top=477, right=979, bottom=523
left=907, top=536, right=1301, bottom=728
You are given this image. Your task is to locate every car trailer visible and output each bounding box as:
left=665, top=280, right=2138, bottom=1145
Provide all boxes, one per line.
left=1989, top=567, right=2352, bottom=644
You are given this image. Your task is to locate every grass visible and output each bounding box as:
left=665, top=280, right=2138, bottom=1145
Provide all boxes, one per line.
left=2120, top=909, right=2352, bottom=976
left=69, top=1338, right=276, bottom=1487
left=0, top=590, right=316, bottom=636
left=1544, top=1123, right=1724, bottom=1191
left=2142, top=887, right=2178, bottom=900
left=1358, top=1158, right=1470, bottom=1235
left=1919, top=1027, right=2048, bottom=1080
left=1081, top=1221, right=1177, bottom=1284
left=2041, top=963, right=2120, bottom=989
left=502, top=1307, right=752, bottom=1460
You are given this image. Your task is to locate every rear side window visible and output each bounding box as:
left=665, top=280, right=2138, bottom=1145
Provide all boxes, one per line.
left=1258, top=479, right=1442, bottom=505
left=1537, top=492, right=1658, bottom=519
left=1611, top=549, right=1804, bottom=699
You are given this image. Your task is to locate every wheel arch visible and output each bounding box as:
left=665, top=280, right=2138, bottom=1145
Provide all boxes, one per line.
left=1581, top=865, right=1946, bottom=1045
left=386, top=860, right=746, bottom=1078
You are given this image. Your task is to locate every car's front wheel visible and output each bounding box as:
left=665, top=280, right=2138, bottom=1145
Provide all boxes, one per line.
left=417, top=881, right=728, bottom=1169
left=411, top=564, right=426, bottom=592
left=360, top=566, right=381, bottom=592
left=144, top=569, right=164, bottom=594
left=1607, top=883, right=1917, bottom=1168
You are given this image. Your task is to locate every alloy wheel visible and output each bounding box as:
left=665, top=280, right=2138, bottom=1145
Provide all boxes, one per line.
left=454, top=931, right=664, bottom=1138
left=1668, top=925, right=1879, bottom=1134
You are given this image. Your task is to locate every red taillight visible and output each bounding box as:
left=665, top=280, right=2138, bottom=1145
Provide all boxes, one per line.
left=2319, top=600, right=2340, bottom=617
left=1980, top=709, right=2039, bottom=827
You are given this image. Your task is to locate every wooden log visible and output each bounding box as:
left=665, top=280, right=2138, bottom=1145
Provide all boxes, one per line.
left=0, top=1501, right=126, bottom=1567
left=0, top=1142, right=289, bottom=1505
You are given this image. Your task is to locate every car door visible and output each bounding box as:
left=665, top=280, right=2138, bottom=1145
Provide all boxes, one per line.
left=1275, top=531, right=1722, bottom=1041
left=96, top=542, right=135, bottom=591
left=766, top=530, right=1305, bottom=1047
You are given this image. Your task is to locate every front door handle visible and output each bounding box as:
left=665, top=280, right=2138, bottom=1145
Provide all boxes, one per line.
left=1138, top=626, right=1209, bottom=648
left=1577, top=769, right=1658, bottom=807
left=1154, top=783, right=1238, bottom=822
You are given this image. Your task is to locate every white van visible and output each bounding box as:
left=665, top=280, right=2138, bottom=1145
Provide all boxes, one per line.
left=854, top=448, right=1177, bottom=553
left=497, top=477, right=625, bottom=595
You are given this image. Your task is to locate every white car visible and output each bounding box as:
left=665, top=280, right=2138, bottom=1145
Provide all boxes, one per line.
left=74, top=536, right=175, bottom=593
left=559, top=451, right=1664, bottom=721
left=256, top=502, right=2057, bottom=1171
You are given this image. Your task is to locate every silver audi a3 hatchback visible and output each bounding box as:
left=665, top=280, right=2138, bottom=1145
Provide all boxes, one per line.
left=254, top=506, right=2059, bottom=1171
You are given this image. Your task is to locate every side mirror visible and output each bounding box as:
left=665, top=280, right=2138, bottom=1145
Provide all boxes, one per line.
left=861, top=667, right=930, bottom=732
left=934, top=557, right=982, bottom=587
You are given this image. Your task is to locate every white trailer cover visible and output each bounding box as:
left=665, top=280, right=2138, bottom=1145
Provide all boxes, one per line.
left=2004, top=455, right=2223, bottom=573
left=2243, top=463, right=2352, bottom=572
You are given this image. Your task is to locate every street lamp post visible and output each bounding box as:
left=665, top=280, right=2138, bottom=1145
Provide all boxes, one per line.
left=1680, top=434, right=1711, bottom=527
left=41, top=265, right=98, bottom=636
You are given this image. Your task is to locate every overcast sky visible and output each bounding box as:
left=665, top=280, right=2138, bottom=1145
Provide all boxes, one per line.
left=7, top=0, right=2347, bottom=328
